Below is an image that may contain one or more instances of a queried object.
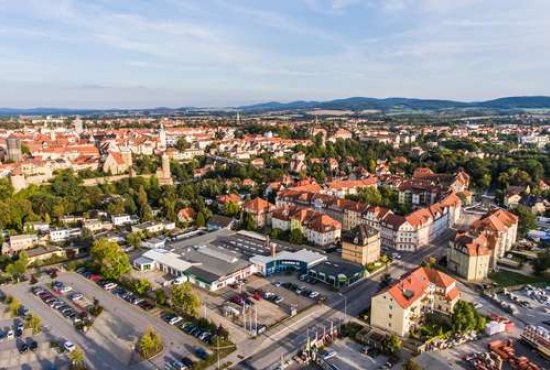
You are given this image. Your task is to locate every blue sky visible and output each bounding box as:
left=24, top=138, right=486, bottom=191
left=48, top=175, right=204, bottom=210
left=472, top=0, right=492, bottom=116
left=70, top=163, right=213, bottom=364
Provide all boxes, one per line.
left=0, top=0, right=549, bottom=108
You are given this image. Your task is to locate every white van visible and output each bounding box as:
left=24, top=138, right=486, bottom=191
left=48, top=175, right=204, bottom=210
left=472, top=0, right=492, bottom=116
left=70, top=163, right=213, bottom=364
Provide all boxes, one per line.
left=172, top=276, right=187, bottom=285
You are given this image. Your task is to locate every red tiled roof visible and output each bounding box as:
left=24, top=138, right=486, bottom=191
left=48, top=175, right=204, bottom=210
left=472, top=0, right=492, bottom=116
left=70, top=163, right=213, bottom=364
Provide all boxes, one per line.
left=243, top=197, right=273, bottom=213
left=386, top=266, right=457, bottom=309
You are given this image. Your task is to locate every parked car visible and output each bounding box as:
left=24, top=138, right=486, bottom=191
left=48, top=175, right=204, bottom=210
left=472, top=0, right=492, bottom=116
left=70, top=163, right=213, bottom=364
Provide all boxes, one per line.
left=168, top=360, right=187, bottom=370
left=18, top=305, right=30, bottom=316
left=180, top=357, right=194, bottom=368
left=321, top=348, right=337, bottom=360
left=309, top=291, right=320, bottom=299
left=103, top=282, right=118, bottom=291
left=18, top=342, right=28, bottom=354
left=60, top=286, right=73, bottom=294
left=195, top=347, right=208, bottom=360
left=256, top=324, right=267, bottom=335
left=70, top=292, right=84, bottom=301
left=64, top=341, right=76, bottom=352
left=28, top=339, right=38, bottom=351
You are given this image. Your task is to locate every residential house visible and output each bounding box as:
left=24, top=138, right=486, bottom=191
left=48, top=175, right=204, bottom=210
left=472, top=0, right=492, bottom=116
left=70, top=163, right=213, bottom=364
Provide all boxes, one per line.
left=111, top=214, right=139, bottom=227
left=2, top=234, right=38, bottom=255
left=242, top=197, right=274, bottom=229
left=370, top=266, right=459, bottom=337
left=177, top=207, right=196, bottom=225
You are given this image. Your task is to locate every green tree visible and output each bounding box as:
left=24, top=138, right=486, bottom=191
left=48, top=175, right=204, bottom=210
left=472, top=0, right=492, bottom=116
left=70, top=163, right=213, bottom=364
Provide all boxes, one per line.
left=8, top=297, right=21, bottom=317
left=403, top=358, right=422, bottom=370
left=242, top=212, right=256, bottom=231
left=171, top=282, right=201, bottom=317
left=385, top=334, right=401, bottom=356
left=25, top=314, right=42, bottom=334
left=69, top=347, right=85, bottom=370
left=513, top=205, right=536, bottom=237
left=290, top=228, right=303, bottom=245
left=153, top=288, right=167, bottom=306
left=6, top=251, right=29, bottom=282
left=222, top=201, right=240, bottom=217
left=139, top=327, right=163, bottom=359
left=195, top=211, right=206, bottom=227
left=90, top=239, right=131, bottom=280
left=127, top=232, right=142, bottom=249
left=270, top=228, right=282, bottom=240
left=130, top=278, right=152, bottom=296
left=141, top=204, right=153, bottom=222
left=533, top=249, right=550, bottom=275
left=452, top=300, right=485, bottom=333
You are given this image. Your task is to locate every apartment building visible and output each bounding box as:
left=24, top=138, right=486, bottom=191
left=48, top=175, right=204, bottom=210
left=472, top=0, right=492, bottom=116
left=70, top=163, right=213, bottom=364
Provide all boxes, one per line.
left=272, top=206, right=342, bottom=247
left=242, top=197, right=274, bottom=229
left=341, top=224, right=381, bottom=265
left=470, top=208, right=518, bottom=260
left=2, top=234, right=38, bottom=255
left=447, top=232, right=491, bottom=281
left=370, top=267, right=459, bottom=337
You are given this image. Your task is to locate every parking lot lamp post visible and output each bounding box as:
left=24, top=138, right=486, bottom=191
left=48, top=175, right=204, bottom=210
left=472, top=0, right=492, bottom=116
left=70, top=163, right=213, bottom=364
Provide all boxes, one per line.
left=337, top=293, right=347, bottom=323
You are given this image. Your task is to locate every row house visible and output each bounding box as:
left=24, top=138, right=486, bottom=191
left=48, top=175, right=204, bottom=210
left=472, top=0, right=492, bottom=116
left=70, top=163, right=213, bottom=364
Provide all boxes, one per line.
left=379, top=192, right=462, bottom=251
left=323, top=177, right=378, bottom=198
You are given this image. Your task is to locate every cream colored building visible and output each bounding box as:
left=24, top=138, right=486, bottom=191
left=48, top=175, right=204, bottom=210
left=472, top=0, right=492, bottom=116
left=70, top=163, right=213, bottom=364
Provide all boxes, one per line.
left=370, top=267, right=459, bottom=337
left=447, top=232, right=491, bottom=281
left=2, top=234, right=38, bottom=255
left=341, top=224, right=380, bottom=265
left=471, top=208, right=518, bottom=261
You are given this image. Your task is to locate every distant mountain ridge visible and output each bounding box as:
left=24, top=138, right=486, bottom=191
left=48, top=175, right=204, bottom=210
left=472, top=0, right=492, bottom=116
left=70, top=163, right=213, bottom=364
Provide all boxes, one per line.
left=2, top=96, right=550, bottom=116
left=239, top=96, right=550, bottom=111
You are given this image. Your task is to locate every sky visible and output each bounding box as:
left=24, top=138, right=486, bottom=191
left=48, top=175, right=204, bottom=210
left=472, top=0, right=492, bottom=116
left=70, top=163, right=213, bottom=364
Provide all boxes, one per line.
left=1, top=0, right=550, bottom=108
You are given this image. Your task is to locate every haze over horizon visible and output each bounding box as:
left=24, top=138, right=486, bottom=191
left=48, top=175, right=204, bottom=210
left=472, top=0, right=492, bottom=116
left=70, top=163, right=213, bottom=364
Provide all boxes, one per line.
left=1, top=0, right=550, bottom=109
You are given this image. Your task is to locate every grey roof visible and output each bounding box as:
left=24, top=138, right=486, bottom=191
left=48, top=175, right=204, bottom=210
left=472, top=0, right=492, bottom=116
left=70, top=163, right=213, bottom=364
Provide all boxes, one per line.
left=180, top=245, right=251, bottom=281
left=309, top=259, right=363, bottom=278
left=342, top=224, right=379, bottom=245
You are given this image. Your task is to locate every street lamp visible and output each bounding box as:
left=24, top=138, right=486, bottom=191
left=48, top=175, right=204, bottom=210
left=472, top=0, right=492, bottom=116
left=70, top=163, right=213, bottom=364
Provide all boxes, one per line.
left=337, top=293, right=347, bottom=323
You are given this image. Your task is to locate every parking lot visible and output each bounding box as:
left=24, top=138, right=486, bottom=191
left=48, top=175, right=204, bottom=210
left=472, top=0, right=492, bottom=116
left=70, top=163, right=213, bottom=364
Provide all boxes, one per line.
left=0, top=291, right=70, bottom=370
left=324, top=339, right=389, bottom=370
left=56, top=271, right=211, bottom=369
left=199, top=272, right=326, bottom=333
left=496, top=285, right=550, bottom=326
left=1, top=270, right=212, bottom=370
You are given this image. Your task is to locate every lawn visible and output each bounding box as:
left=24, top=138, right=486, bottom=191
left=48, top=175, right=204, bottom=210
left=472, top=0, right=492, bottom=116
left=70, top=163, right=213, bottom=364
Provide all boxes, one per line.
left=488, top=270, right=546, bottom=287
